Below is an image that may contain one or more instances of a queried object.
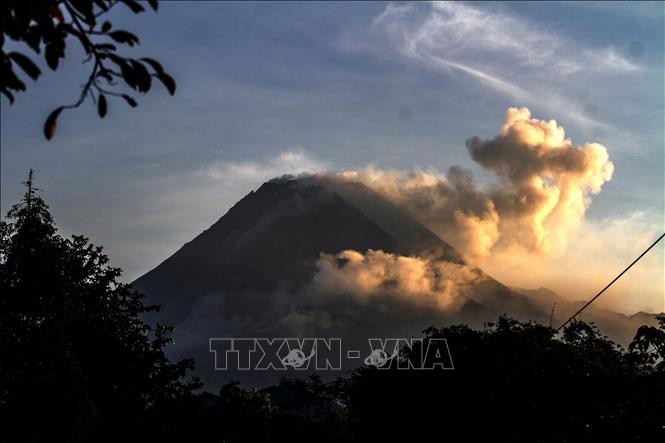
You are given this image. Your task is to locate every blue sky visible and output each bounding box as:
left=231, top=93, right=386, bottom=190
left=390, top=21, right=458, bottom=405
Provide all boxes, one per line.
left=1, top=2, right=663, bottom=312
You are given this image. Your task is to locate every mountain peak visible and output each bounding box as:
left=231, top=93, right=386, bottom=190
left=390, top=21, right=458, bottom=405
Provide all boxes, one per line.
left=134, top=178, right=414, bottom=321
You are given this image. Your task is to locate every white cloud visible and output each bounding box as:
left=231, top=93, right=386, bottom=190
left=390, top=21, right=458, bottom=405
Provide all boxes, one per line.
left=203, top=148, right=327, bottom=183
left=351, top=1, right=641, bottom=129
left=376, top=2, right=638, bottom=75
left=424, top=2, right=638, bottom=74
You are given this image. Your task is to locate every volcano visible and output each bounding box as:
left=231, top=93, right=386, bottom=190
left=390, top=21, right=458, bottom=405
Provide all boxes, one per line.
left=133, top=176, right=655, bottom=385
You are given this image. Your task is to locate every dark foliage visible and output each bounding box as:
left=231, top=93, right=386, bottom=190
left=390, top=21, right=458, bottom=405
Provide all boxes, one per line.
left=343, top=317, right=665, bottom=442
left=207, top=318, right=665, bottom=442
left=0, top=171, right=201, bottom=442
left=0, top=0, right=174, bottom=140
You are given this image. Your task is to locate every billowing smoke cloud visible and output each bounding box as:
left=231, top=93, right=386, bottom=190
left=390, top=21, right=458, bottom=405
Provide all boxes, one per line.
left=313, top=249, right=483, bottom=311
left=336, top=166, right=500, bottom=258
left=337, top=107, right=614, bottom=258
left=176, top=250, right=487, bottom=346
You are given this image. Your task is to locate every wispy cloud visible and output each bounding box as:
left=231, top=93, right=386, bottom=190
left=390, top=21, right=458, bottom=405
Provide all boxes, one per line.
left=411, top=2, right=638, bottom=75
left=203, top=148, right=327, bottom=183
left=346, top=1, right=641, bottom=129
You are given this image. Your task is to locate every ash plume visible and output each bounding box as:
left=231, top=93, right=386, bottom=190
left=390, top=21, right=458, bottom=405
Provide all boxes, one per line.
left=336, top=107, right=614, bottom=259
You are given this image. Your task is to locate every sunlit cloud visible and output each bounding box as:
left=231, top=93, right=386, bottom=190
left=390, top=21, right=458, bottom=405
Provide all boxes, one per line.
left=482, top=210, right=664, bottom=314
left=338, top=107, right=614, bottom=258
left=313, top=249, right=481, bottom=311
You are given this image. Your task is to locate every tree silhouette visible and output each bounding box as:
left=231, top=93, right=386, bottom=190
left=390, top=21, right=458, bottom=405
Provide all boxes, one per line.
left=0, top=171, right=200, bottom=442
left=629, top=315, right=665, bottom=371
left=203, top=317, right=664, bottom=442
left=342, top=317, right=665, bottom=441
left=1, top=0, right=175, bottom=140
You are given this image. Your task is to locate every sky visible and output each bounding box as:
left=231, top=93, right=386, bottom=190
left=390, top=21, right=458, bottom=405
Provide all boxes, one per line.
left=1, top=1, right=663, bottom=313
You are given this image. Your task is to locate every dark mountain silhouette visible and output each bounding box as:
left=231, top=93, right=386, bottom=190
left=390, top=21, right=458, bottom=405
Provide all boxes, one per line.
left=134, top=177, right=540, bottom=321
left=301, top=175, right=463, bottom=261
left=133, top=176, right=656, bottom=385
left=135, top=178, right=406, bottom=324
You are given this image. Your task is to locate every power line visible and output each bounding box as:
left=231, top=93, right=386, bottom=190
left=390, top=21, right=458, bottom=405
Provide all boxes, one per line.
left=556, top=232, right=665, bottom=332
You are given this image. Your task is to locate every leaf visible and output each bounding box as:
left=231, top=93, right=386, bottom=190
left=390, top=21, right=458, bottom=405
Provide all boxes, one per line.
left=98, top=94, right=107, bottom=118
left=121, top=0, right=145, bottom=14
left=148, top=0, right=159, bottom=11
left=2, top=89, right=15, bottom=104
left=140, top=57, right=164, bottom=75
left=23, top=28, right=41, bottom=53
left=130, top=60, right=151, bottom=92
left=156, top=73, right=176, bottom=95
left=101, top=21, right=112, bottom=33
left=45, top=44, right=60, bottom=70
left=108, top=30, right=140, bottom=46
left=120, top=61, right=137, bottom=89
left=9, top=52, right=41, bottom=80
left=44, top=107, right=64, bottom=140
left=121, top=94, right=138, bottom=108
left=5, top=72, right=26, bottom=92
